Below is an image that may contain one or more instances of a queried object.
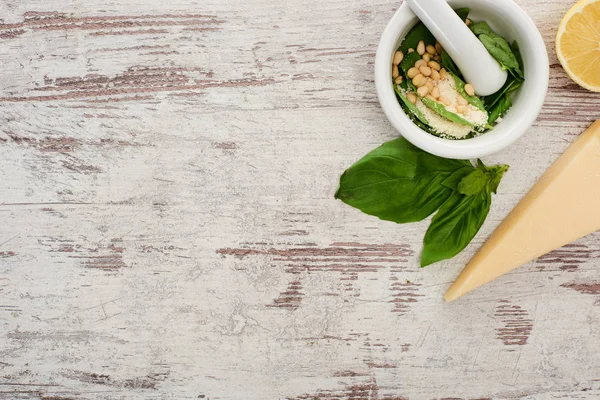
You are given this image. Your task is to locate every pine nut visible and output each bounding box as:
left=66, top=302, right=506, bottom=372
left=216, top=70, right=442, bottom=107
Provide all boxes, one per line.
left=456, top=105, right=468, bottom=114
left=425, top=81, right=434, bottom=91
left=430, top=69, right=440, bottom=80
left=426, top=95, right=436, bottom=101
left=464, top=83, right=475, bottom=96
left=466, top=18, right=471, bottom=26
left=435, top=42, right=442, bottom=54
left=431, top=86, right=440, bottom=99
left=417, top=40, right=426, bottom=55
left=395, top=76, right=403, bottom=85
left=439, top=96, right=452, bottom=106
left=417, top=85, right=430, bottom=97
left=412, top=74, right=425, bottom=87
left=458, top=97, right=468, bottom=106
left=407, top=67, right=419, bottom=79
left=426, top=45, right=436, bottom=55
left=428, top=61, right=441, bottom=71
left=419, top=66, right=432, bottom=77
left=392, top=65, right=400, bottom=79
left=434, top=55, right=441, bottom=62
left=393, top=51, right=404, bottom=65
left=440, top=68, right=447, bottom=79
left=408, top=48, right=414, bottom=53
left=422, top=53, right=431, bottom=62
left=406, top=93, right=417, bottom=104
left=415, top=59, right=427, bottom=69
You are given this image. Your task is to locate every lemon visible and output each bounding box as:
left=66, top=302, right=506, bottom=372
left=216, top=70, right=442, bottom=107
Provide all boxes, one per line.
left=556, top=0, right=600, bottom=92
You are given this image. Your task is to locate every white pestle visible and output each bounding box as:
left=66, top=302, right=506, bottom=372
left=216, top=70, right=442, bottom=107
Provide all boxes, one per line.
left=404, top=0, right=507, bottom=96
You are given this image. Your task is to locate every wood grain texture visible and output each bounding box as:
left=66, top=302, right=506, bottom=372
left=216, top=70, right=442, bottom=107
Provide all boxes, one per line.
left=0, top=0, right=599, bottom=399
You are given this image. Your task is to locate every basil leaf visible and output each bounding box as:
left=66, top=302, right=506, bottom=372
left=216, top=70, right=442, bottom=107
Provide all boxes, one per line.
left=335, top=138, right=473, bottom=224
left=421, top=98, right=475, bottom=127
left=487, top=94, right=511, bottom=124
left=450, top=72, right=486, bottom=112
left=335, top=137, right=509, bottom=268
left=394, top=85, right=429, bottom=126
left=421, top=160, right=508, bottom=266
left=421, top=190, right=492, bottom=267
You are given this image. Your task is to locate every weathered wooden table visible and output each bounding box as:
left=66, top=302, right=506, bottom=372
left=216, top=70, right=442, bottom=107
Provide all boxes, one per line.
left=1, top=0, right=599, bottom=399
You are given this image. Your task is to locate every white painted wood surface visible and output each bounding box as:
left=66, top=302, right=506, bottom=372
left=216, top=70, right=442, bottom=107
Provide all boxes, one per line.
left=0, top=0, right=599, bottom=399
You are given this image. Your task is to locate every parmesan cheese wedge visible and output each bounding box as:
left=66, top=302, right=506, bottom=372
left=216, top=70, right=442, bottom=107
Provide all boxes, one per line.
left=445, top=120, right=600, bottom=302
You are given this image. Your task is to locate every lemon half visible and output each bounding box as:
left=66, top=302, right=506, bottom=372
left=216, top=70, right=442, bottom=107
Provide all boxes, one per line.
left=556, top=0, right=600, bottom=92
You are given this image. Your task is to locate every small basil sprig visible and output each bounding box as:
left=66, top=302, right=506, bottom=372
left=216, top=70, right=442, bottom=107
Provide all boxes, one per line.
left=335, top=138, right=508, bottom=267
left=422, top=161, right=508, bottom=266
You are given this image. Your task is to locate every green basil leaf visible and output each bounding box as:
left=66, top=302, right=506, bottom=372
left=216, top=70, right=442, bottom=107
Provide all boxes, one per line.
left=394, top=85, right=429, bottom=126
left=441, top=166, right=476, bottom=190
left=487, top=94, right=512, bottom=124
left=457, top=169, right=489, bottom=196
left=421, top=160, right=508, bottom=266
left=421, top=98, right=475, bottom=127
left=421, top=190, right=492, bottom=267
left=450, top=72, right=487, bottom=112
left=335, top=138, right=473, bottom=223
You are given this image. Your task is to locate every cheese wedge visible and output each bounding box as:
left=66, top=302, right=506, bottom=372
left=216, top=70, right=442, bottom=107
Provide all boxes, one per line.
left=445, top=120, right=600, bottom=302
